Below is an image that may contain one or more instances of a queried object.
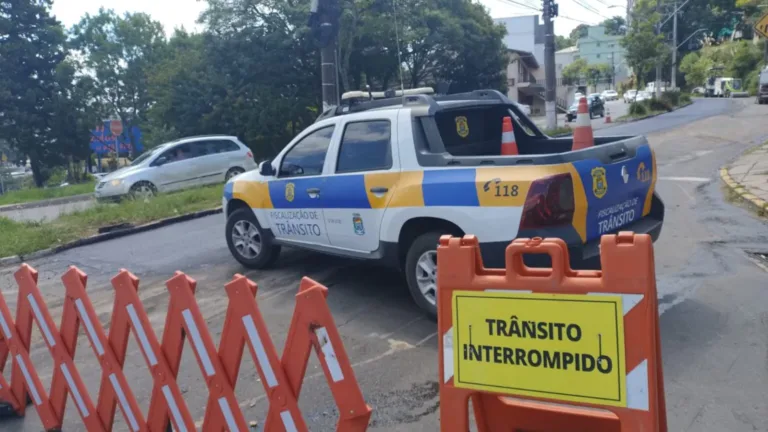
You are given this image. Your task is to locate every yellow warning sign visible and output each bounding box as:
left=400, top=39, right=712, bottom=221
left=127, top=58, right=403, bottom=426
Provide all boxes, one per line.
left=452, top=291, right=627, bottom=407
left=755, top=12, right=768, bottom=39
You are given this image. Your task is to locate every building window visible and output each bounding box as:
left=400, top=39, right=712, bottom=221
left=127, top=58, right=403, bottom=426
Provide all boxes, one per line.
left=597, top=54, right=601, bottom=59
left=596, top=42, right=601, bottom=47
left=508, top=78, right=516, bottom=87
left=609, top=44, right=615, bottom=48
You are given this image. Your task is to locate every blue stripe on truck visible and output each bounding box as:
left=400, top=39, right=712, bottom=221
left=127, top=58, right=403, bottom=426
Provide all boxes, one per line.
left=422, top=169, right=480, bottom=207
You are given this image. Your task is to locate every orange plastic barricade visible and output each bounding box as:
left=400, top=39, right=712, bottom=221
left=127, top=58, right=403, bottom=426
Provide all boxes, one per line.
left=436, top=233, right=667, bottom=432
left=0, top=265, right=371, bottom=432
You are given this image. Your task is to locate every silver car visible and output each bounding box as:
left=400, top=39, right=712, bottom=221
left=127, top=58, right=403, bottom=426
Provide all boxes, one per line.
left=94, top=135, right=257, bottom=200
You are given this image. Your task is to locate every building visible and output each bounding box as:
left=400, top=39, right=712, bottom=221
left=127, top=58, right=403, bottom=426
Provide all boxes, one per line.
left=494, top=16, right=546, bottom=116
left=576, top=25, right=630, bottom=85
left=555, top=46, right=579, bottom=80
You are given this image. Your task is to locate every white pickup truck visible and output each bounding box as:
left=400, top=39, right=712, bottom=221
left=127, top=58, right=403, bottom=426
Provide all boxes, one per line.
left=222, top=90, right=665, bottom=317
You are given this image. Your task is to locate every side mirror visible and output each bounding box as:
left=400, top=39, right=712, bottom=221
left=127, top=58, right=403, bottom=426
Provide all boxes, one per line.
left=259, top=160, right=275, bottom=176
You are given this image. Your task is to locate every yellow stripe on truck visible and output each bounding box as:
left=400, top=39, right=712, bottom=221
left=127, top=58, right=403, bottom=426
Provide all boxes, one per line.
left=233, top=181, right=273, bottom=209
left=387, top=171, right=425, bottom=208
left=567, top=164, right=588, bottom=243
left=642, top=149, right=657, bottom=216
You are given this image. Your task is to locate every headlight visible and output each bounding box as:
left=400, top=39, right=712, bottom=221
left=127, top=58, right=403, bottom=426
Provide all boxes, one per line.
left=110, top=179, right=123, bottom=187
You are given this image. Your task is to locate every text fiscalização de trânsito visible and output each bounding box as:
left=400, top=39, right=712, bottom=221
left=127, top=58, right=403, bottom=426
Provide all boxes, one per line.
left=462, top=317, right=614, bottom=374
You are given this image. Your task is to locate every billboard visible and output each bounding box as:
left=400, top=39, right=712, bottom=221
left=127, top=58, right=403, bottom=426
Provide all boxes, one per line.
left=90, top=121, right=144, bottom=155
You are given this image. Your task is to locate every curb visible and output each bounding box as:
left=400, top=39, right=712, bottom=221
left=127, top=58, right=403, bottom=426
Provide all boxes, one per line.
left=0, top=193, right=93, bottom=213
left=0, top=207, right=222, bottom=267
left=720, top=167, right=768, bottom=217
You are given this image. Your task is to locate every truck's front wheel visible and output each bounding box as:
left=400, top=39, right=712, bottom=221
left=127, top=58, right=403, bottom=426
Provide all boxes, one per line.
left=405, top=232, right=443, bottom=319
left=226, top=208, right=281, bottom=269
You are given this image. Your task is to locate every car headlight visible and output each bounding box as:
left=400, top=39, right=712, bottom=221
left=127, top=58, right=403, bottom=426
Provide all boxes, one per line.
left=110, top=179, right=123, bottom=187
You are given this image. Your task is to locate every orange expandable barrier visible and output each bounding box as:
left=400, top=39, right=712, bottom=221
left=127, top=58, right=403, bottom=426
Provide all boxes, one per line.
left=0, top=265, right=371, bottom=431
left=436, top=232, right=667, bottom=432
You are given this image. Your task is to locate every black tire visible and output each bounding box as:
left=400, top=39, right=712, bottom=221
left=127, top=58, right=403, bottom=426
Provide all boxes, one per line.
left=225, top=167, right=245, bottom=182
left=404, top=231, right=445, bottom=319
left=129, top=181, right=157, bottom=200
left=226, top=208, right=281, bottom=269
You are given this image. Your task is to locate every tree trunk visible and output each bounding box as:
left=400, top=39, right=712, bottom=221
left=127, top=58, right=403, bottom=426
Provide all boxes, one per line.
left=30, top=156, right=45, bottom=188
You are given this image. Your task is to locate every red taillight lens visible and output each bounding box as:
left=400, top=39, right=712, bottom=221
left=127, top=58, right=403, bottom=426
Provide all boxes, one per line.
left=246, top=151, right=253, bottom=159
left=520, top=173, right=575, bottom=230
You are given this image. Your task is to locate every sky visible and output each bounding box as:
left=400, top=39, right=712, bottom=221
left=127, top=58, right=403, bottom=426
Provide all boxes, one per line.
left=50, top=0, right=627, bottom=38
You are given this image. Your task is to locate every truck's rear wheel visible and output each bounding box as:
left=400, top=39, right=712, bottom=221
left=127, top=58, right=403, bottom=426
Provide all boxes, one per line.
left=405, top=231, right=443, bottom=319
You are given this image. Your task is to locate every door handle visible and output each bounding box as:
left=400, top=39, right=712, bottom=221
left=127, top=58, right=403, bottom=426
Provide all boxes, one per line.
left=369, top=187, right=389, bottom=193
left=306, top=187, right=321, bottom=198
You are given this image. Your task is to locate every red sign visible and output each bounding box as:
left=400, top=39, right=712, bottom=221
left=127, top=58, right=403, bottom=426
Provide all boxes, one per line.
left=109, top=119, right=123, bottom=136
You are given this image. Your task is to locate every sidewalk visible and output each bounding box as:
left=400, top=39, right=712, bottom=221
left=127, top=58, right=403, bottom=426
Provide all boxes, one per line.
left=721, top=141, right=768, bottom=215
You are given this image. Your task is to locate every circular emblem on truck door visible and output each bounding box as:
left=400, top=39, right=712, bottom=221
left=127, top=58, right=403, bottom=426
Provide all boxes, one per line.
left=285, top=182, right=295, bottom=202
left=591, top=167, right=607, bottom=199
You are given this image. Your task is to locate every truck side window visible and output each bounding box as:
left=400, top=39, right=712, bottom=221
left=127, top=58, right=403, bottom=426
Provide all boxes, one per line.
left=279, top=126, right=334, bottom=178
left=336, top=120, right=392, bottom=173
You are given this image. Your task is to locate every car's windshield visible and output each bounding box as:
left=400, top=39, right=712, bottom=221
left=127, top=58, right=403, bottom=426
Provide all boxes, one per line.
left=130, top=145, right=166, bottom=166
left=627, top=90, right=637, bottom=95
left=731, top=79, right=742, bottom=90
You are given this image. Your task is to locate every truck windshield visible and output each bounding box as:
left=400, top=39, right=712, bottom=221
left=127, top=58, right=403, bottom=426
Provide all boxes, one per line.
left=731, top=79, right=742, bottom=90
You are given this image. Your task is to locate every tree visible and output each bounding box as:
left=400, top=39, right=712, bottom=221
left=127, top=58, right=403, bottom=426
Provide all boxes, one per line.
left=679, top=51, right=712, bottom=87
left=569, top=24, right=589, bottom=45
left=0, top=0, right=68, bottom=186
left=601, top=16, right=626, bottom=36
left=555, top=35, right=572, bottom=50
left=562, top=58, right=588, bottom=82
left=70, top=9, right=167, bottom=155
left=622, top=1, right=666, bottom=90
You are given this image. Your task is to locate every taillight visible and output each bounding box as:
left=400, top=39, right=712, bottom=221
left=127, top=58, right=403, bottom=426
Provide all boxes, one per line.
left=520, top=173, right=575, bottom=230
left=246, top=151, right=253, bottom=159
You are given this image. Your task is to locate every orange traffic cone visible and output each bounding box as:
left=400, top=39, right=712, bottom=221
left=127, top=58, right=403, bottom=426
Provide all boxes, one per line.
left=605, top=106, right=612, bottom=123
left=572, top=97, right=594, bottom=150
left=500, top=116, right=519, bottom=155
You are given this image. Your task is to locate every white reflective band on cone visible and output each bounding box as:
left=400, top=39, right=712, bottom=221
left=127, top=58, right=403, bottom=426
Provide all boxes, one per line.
left=501, top=131, right=515, bottom=143
left=576, top=112, right=591, bottom=127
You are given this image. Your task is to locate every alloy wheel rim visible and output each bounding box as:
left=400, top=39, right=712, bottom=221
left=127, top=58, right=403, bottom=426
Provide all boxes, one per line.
left=415, top=250, right=438, bottom=306
left=232, top=220, right=262, bottom=259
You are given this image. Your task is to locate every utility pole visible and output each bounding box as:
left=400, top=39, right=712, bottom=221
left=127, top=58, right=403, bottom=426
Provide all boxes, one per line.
left=309, top=0, right=340, bottom=110
left=670, top=1, right=678, bottom=90
left=543, top=0, right=558, bottom=130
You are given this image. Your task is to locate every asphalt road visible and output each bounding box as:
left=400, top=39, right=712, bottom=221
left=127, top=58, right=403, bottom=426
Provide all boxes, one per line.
left=2, top=97, right=768, bottom=431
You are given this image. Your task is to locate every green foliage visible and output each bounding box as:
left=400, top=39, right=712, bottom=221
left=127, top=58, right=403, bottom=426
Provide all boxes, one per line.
left=628, top=101, right=648, bottom=116
left=0, top=184, right=221, bottom=257
left=622, top=2, right=666, bottom=91
left=745, top=69, right=760, bottom=95
left=555, top=35, right=572, bottom=50
left=601, top=16, right=626, bottom=36
left=0, top=0, right=67, bottom=186
left=680, top=93, right=692, bottom=104
left=0, top=181, right=96, bottom=206
left=70, top=9, right=167, bottom=150
left=648, top=97, right=672, bottom=112
left=679, top=52, right=713, bottom=88
left=569, top=24, right=589, bottom=45
left=660, top=91, right=680, bottom=107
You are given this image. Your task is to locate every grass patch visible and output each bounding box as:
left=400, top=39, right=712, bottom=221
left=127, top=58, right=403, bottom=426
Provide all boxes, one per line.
left=544, top=126, right=573, bottom=136
left=0, top=184, right=223, bottom=257
left=0, top=181, right=96, bottom=206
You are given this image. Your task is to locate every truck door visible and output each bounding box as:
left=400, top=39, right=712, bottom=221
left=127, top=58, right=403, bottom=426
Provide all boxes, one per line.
left=266, top=125, right=335, bottom=246
left=323, top=117, right=399, bottom=252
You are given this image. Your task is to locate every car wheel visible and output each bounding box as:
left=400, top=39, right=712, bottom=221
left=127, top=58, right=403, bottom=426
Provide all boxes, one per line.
left=225, top=167, right=245, bottom=182
left=405, top=231, right=446, bottom=319
left=226, top=208, right=281, bottom=269
left=129, top=181, right=157, bottom=200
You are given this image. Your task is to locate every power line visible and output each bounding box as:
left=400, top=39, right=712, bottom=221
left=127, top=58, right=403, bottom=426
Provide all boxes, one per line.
left=558, top=14, right=597, bottom=25
left=572, top=0, right=612, bottom=19
left=491, top=0, right=542, bottom=12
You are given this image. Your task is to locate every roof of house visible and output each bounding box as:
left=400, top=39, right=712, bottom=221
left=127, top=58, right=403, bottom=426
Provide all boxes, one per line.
left=507, top=48, right=539, bottom=69
left=556, top=46, right=579, bottom=54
